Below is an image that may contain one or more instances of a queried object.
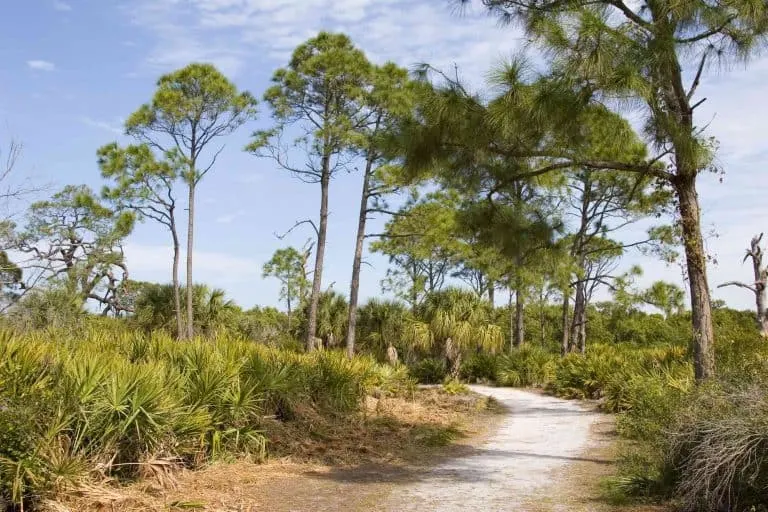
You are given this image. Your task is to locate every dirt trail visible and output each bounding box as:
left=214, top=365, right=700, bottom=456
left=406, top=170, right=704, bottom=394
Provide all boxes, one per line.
left=383, top=385, right=602, bottom=511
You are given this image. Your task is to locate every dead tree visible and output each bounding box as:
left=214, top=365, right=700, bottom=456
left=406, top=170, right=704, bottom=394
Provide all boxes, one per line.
left=718, top=233, right=768, bottom=337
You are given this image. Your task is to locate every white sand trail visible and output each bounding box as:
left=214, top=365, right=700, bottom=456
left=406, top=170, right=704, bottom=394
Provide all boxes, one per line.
left=383, top=385, right=600, bottom=511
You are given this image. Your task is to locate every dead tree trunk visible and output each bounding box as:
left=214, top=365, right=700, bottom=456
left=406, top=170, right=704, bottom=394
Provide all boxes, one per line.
left=718, top=233, right=768, bottom=337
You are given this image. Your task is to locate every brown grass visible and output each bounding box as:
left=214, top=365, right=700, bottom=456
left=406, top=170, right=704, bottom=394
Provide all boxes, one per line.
left=56, top=388, right=504, bottom=512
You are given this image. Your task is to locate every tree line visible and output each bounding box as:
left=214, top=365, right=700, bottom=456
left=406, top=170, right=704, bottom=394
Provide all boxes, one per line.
left=2, top=0, right=768, bottom=384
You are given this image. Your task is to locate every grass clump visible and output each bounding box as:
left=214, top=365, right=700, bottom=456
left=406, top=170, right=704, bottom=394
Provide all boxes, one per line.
left=665, top=384, right=768, bottom=512
left=442, top=379, right=470, bottom=395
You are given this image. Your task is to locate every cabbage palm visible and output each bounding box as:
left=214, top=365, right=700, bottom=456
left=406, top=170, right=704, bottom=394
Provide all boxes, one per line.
left=355, top=299, right=409, bottom=360
left=134, top=283, right=236, bottom=337
left=297, top=290, right=348, bottom=349
left=410, top=289, right=504, bottom=377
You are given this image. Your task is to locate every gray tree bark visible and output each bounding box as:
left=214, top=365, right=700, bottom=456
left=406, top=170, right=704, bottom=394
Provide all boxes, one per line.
left=718, top=233, right=768, bottom=337
left=345, top=157, right=373, bottom=358
left=171, top=220, right=183, bottom=339
left=560, top=293, right=570, bottom=356
left=306, top=166, right=330, bottom=351
left=676, top=174, right=715, bottom=380
left=185, top=182, right=195, bottom=339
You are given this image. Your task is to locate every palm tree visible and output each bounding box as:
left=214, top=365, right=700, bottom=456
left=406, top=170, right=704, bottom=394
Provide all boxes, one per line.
left=356, top=299, right=410, bottom=362
left=409, top=288, right=504, bottom=377
left=134, top=283, right=237, bottom=337
left=297, top=290, right=348, bottom=350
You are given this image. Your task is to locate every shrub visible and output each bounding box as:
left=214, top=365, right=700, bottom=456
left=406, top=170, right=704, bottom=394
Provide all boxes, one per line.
left=442, top=379, right=470, bottom=395
left=460, top=353, right=498, bottom=383
left=495, top=346, right=556, bottom=388
left=666, top=385, right=768, bottom=512
left=409, top=357, right=447, bottom=384
left=611, top=366, right=693, bottom=440
left=0, top=327, right=385, bottom=508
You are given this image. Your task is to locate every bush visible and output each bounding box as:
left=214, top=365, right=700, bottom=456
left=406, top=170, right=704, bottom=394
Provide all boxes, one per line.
left=460, top=353, right=498, bottom=383
left=0, top=326, right=387, bottom=508
left=495, top=346, right=556, bottom=387
left=548, top=343, right=690, bottom=409
left=409, top=357, right=447, bottom=384
left=442, top=379, right=470, bottom=395
left=665, top=385, right=768, bottom=512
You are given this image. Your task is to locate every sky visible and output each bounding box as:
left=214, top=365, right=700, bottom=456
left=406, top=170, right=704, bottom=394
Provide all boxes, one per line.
left=0, top=0, right=765, bottom=311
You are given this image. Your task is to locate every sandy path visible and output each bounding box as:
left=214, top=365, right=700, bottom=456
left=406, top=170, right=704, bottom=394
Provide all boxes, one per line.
left=383, top=385, right=602, bottom=511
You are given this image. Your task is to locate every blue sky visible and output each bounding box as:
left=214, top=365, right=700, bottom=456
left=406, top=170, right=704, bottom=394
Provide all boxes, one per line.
left=0, top=0, right=765, bottom=311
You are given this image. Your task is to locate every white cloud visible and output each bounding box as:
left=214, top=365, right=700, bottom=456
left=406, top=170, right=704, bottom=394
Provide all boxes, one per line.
left=53, top=0, right=72, bottom=11
left=27, top=60, right=56, bottom=72
left=81, top=117, right=122, bottom=135
left=127, top=0, right=524, bottom=81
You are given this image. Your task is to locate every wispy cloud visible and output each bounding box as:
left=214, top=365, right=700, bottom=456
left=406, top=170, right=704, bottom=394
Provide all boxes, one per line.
left=53, top=0, right=72, bottom=11
left=27, top=60, right=56, bottom=72
left=127, top=0, right=525, bottom=81
left=81, top=117, right=122, bottom=135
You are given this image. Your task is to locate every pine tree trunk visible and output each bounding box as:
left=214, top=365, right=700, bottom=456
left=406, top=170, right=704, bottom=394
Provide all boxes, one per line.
left=570, top=280, right=587, bottom=353
left=539, top=288, right=546, bottom=346
left=185, top=182, right=195, bottom=339
left=488, top=282, right=495, bottom=308
left=306, top=168, right=330, bottom=352
left=675, top=174, right=715, bottom=381
left=514, top=278, right=525, bottom=347
left=508, top=291, right=514, bottom=352
left=409, top=261, right=419, bottom=310
left=345, top=159, right=373, bottom=359
left=171, top=227, right=183, bottom=339
left=287, top=295, right=292, bottom=331
left=561, top=293, right=570, bottom=356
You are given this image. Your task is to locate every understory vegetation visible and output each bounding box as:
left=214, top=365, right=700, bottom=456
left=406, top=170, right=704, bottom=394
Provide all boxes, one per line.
left=0, top=321, right=416, bottom=508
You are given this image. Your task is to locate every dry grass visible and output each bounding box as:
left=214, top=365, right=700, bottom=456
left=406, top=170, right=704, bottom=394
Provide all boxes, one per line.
left=57, top=388, right=504, bottom=512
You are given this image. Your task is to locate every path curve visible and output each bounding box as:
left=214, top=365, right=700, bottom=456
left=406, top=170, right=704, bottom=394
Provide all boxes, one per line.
left=384, top=385, right=601, bottom=511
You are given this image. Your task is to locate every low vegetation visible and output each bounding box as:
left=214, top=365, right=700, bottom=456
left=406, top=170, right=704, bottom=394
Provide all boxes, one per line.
left=0, top=322, right=415, bottom=507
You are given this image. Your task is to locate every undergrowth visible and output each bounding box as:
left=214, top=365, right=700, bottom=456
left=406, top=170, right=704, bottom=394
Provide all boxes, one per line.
left=0, top=326, right=413, bottom=509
